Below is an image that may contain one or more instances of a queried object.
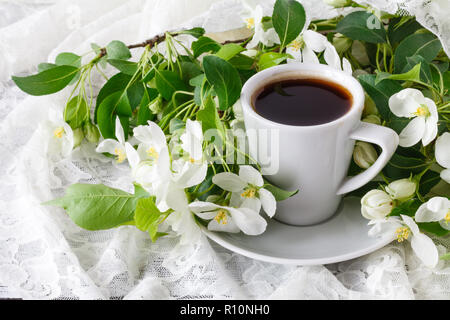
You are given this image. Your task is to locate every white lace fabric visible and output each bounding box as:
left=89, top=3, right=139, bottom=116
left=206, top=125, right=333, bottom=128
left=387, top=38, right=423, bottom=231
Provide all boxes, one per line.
left=0, top=0, right=449, bottom=300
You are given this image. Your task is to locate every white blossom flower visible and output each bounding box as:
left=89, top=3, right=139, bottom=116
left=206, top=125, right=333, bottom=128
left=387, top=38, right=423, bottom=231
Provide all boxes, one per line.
left=388, top=88, right=438, bottom=147
left=44, top=109, right=74, bottom=158
left=96, top=117, right=128, bottom=164
left=385, top=178, right=417, bottom=201
left=241, top=4, right=280, bottom=48
left=369, top=215, right=439, bottom=268
left=361, top=189, right=394, bottom=220
left=435, top=132, right=450, bottom=183
left=415, top=197, right=450, bottom=231
left=189, top=201, right=267, bottom=235
left=353, top=141, right=378, bottom=169
left=212, top=165, right=276, bottom=217
left=286, top=30, right=352, bottom=74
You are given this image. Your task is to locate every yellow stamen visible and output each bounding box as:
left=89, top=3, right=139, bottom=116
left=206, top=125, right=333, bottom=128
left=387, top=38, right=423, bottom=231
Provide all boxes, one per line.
left=444, top=210, right=450, bottom=224
left=114, top=148, right=126, bottom=163
left=395, top=227, right=410, bottom=243
left=245, top=17, right=255, bottom=29
left=189, top=157, right=196, bottom=164
left=146, top=147, right=159, bottom=160
left=288, top=39, right=302, bottom=52
left=215, top=209, right=228, bottom=225
left=414, top=105, right=430, bottom=117
left=53, top=127, right=65, bottom=139
left=241, top=187, right=257, bottom=198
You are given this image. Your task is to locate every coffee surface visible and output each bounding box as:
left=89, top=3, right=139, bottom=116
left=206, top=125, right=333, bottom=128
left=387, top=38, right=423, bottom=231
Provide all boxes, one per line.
left=253, top=78, right=352, bottom=126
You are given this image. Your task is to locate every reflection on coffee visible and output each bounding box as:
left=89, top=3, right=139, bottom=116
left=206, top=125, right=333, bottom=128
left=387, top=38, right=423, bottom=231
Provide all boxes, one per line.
left=253, top=78, right=353, bottom=126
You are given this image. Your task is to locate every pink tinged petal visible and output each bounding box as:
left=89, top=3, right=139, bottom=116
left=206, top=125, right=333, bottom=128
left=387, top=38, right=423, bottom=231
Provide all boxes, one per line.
left=342, top=57, right=352, bottom=75
left=259, top=188, right=276, bottom=217
left=323, top=44, right=341, bottom=70
left=207, top=216, right=240, bottom=233
left=302, top=46, right=319, bottom=64
left=436, top=133, right=450, bottom=168
left=399, top=116, right=426, bottom=147
left=115, top=116, right=125, bottom=144
left=96, top=139, right=121, bottom=154
left=241, top=197, right=262, bottom=213
left=239, top=165, right=264, bottom=186
left=212, top=172, right=246, bottom=192
left=125, top=142, right=140, bottom=169
left=411, top=233, right=439, bottom=268
left=388, top=89, right=423, bottom=118
left=421, top=116, right=438, bottom=146
left=228, top=207, right=267, bottom=235
left=303, top=30, right=327, bottom=52
left=440, top=169, right=450, bottom=184
left=189, top=201, right=220, bottom=213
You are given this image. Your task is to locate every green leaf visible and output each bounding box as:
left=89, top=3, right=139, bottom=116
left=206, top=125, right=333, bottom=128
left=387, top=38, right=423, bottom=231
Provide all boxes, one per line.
left=106, top=40, right=131, bottom=60
left=229, top=54, right=255, bottom=70
left=44, top=184, right=149, bottom=230
left=336, top=11, right=386, bottom=44
left=203, top=56, right=242, bottom=111
left=418, top=222, right=450, bottom=237
left=12, top=66, right=79, bottom=96
left=389, top=199, right=421, bottom=217
left=258, top=52, right=289, bottom=70
left=191, top=36, right=221, bottom=58
left=358, top=74, right=403, bottom=120
left=196, top=95, right=225, bottom=136
left=263, top=181, right=298, bottom=201
left=137, top=87, right=158, bottom=125
left=127, top=81, right=145, bottom=111
left=179, top=61, right=203, bottom=85
left=215, top=43, right=245, bottom=61
left=95, top=73, right=132, bottom=122
left=383, top=153, right=429, bottom=180
left=440, top=253, right=450, bottom=261
left=418, top=170, right=441, bottom=196
left=375, top=63, right=422, bottom=85
left=134, top=197, right=168, bottom=242
left=272, top=0, right=306, bottom=49
left=176, top=27, right=205, bottom=38
left=97, top=91, right=132, bottom=139
left=107, top=59, right=138, bottom=76
left=64, top=96, right=89, bottom=129
left=403, top=55, right=432, bottom=84
left=55, top=52, right=82, bottom=67
left=388, top=17, right=422, bottom=45
left=155, top=70, right=188, bottom=100
left=37, top=63, right=57, bottom=73
left=394, top=33, right=442, bottom=73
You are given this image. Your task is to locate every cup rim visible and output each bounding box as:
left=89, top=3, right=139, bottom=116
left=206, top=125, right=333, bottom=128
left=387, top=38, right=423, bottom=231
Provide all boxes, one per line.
left=240, top=62, right=365, bottom=130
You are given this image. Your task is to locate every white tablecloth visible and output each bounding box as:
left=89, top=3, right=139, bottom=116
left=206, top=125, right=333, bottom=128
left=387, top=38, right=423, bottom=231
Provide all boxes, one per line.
left=1, top=0, right=449, bottom=300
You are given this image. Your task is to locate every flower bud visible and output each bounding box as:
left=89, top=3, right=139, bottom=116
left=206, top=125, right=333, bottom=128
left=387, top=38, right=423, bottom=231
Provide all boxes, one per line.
left=362, top=114, right=381, bottom=125
left=73, top=127, right=84, bottom=148
left=385, top=179, right=416, bottom=201
left=333, top=34, right=352, bottom=55
left=323, top=0, right=352, bottom=8
left=83, top=122, right=100, bottom=143
left=353, top=141, right=378, bottom=169
left=363, top=93, right=378, bottom=117
left=149, top=95, right=163, bottom=114
left=361, top=189, right=394, bottom=220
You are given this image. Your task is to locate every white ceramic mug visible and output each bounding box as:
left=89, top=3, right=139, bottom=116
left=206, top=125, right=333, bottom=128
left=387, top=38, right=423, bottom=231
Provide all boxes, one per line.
left=241, top=63, right=399, bottom=226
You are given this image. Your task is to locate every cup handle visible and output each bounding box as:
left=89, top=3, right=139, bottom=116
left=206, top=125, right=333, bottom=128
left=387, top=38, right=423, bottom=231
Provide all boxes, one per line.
left=337, top=122, right=399, bottom=195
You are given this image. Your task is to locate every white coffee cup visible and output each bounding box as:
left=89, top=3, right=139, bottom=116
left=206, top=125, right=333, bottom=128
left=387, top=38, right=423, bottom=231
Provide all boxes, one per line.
left=241, top=63, right=399, bottom=226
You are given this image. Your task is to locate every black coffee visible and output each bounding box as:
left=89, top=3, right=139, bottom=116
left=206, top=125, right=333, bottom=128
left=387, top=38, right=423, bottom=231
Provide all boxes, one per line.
left=253, top=78, right=352, bottom=126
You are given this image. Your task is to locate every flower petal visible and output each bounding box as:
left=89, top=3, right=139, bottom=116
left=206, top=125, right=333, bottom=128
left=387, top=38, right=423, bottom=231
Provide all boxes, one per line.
left=439, top=220, right=450, bottom=231
left=228, top=207, right=267, bottom=235
left=427, top=196, right=450, bottom=213
left=422, top=116, right=438, bottom=146
left=399, top=116, right=425, bottom=147
left=414, top=203, right=443, bottom=223
left=440, top=169, right=450, bottom=184
left=212, top=172, right=246, bottom=192
left=342, top=57, right=352, bottom=75
left=302, top=46, right=319, bottom=64
left=195, top=210, right=218, bottom=220
left=259, top=188, right=276, bottom=217
left=401, top=215, right=420, bottom=235
left=241, top=197, right=262, bottom=213
left=189, top=201, right=220, bottom=213
left=125, top=142, right=140, bottom=169
left=303, top=30, right=327, bottom=52
left=115, top=117, right=125, bottom=144
left=239, top=165, right=263, bottom=186
left=411, top=232, right=439, bottom=268
left=96, top=139, right=120, bottom=155
left=323, top=44, right=341, bottom=70
left=286, top=45, right=302, bottom=62
left=388, top=88, right=423, bottom=118
left=436, top=132, right=450, bottom=169
left=207, top=216, right=240, bottom=233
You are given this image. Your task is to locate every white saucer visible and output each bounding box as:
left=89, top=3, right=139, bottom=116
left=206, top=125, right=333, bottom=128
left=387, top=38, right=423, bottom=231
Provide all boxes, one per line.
left=202, top=197, right=394, bottom=265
